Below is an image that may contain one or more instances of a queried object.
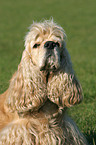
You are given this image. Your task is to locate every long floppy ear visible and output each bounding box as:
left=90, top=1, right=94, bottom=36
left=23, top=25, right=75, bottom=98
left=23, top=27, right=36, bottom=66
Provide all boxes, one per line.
left=47, top=45, right=83, bottom=108
left=5, top=49, right=47, bottom=113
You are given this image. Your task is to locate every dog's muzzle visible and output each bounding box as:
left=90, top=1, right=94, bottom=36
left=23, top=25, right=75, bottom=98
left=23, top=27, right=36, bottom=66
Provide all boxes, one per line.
left=44, top=41, right=60, bottom=58
left=44, top=41, right=59, bottom=50
left=44, top=41, right=56, bottom=50
left=40, top=41, right=61, bottom=71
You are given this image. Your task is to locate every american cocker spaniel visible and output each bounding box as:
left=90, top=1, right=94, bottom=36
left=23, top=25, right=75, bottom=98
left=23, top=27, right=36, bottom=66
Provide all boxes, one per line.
left=0, top=19, right=88, bottom=145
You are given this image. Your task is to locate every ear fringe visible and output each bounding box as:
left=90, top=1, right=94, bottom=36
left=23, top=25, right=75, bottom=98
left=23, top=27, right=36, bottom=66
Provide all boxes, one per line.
left=69, top=76, right=83, bottom=105
left=5, top=50, right=47, bottom=113
left=47, top=72, right=83, bottom=108
left=47, top=46, right=83, bottom=108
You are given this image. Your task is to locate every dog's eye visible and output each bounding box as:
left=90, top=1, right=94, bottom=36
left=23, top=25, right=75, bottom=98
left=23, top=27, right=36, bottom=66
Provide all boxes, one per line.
left=33, top=43, right=40, bottom=48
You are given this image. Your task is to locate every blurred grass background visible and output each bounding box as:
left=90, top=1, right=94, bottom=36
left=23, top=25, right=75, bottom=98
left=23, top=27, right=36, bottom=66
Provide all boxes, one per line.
left=0, top=0, right=96, bottom=144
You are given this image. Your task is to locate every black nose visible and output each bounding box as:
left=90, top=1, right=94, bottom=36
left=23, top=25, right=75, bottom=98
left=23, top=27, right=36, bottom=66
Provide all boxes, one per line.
left=44, top=41, right=55, bottom=49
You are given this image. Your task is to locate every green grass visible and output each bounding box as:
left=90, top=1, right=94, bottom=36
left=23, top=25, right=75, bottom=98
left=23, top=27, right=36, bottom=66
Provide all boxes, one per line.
left=0, top=0, right=96, bottom=144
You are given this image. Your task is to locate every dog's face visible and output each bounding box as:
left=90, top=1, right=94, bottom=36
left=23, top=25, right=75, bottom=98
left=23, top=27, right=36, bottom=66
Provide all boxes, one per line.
left=25, top=21, right=66, bottom=72
left=5, top=20, right=83, bottom=114
left=30, top=36, right=61, bottom=71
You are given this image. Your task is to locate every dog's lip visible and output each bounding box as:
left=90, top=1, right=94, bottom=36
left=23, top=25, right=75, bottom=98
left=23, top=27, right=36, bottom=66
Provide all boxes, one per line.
left=40, top=65, right=56, bottom=71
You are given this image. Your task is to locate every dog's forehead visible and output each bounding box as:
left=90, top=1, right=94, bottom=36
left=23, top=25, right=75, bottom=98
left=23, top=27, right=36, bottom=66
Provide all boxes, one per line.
left=25, top=22, right=66, bottom=47
left=35, top=32, right=49, bottom=41
left=32, top=30, right=63, bottom=44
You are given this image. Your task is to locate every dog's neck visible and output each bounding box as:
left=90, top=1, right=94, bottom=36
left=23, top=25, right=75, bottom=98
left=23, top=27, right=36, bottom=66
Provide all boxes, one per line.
left=19, top=99, right=66, bottom=124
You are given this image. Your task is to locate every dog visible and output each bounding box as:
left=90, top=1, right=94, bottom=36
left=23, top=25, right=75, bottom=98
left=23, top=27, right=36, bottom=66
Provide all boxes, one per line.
left=0, top=19, right=88, bottom=144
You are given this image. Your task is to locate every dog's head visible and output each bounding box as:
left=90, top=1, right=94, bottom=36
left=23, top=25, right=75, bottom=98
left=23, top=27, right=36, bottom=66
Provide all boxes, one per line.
left=6, top=20, right=83, bottom=113
left=23, top=20, right=83, bottom=109
left=24, top=20, right=66, bottom=73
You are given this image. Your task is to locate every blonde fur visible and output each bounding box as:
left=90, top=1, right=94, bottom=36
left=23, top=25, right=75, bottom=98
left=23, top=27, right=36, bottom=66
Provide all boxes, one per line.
left=0, top=19, right=88, bottom=144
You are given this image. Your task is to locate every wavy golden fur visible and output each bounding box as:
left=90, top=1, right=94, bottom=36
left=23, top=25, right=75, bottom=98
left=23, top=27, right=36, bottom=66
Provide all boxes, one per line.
left=0, top=19, right=88, bottom=144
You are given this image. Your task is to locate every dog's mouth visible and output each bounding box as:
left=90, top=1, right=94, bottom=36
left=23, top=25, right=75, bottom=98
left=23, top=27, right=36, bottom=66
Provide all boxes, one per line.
left=40, top=51, right=61, bottom=72
left=40, top=63, right=57, bottom=72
